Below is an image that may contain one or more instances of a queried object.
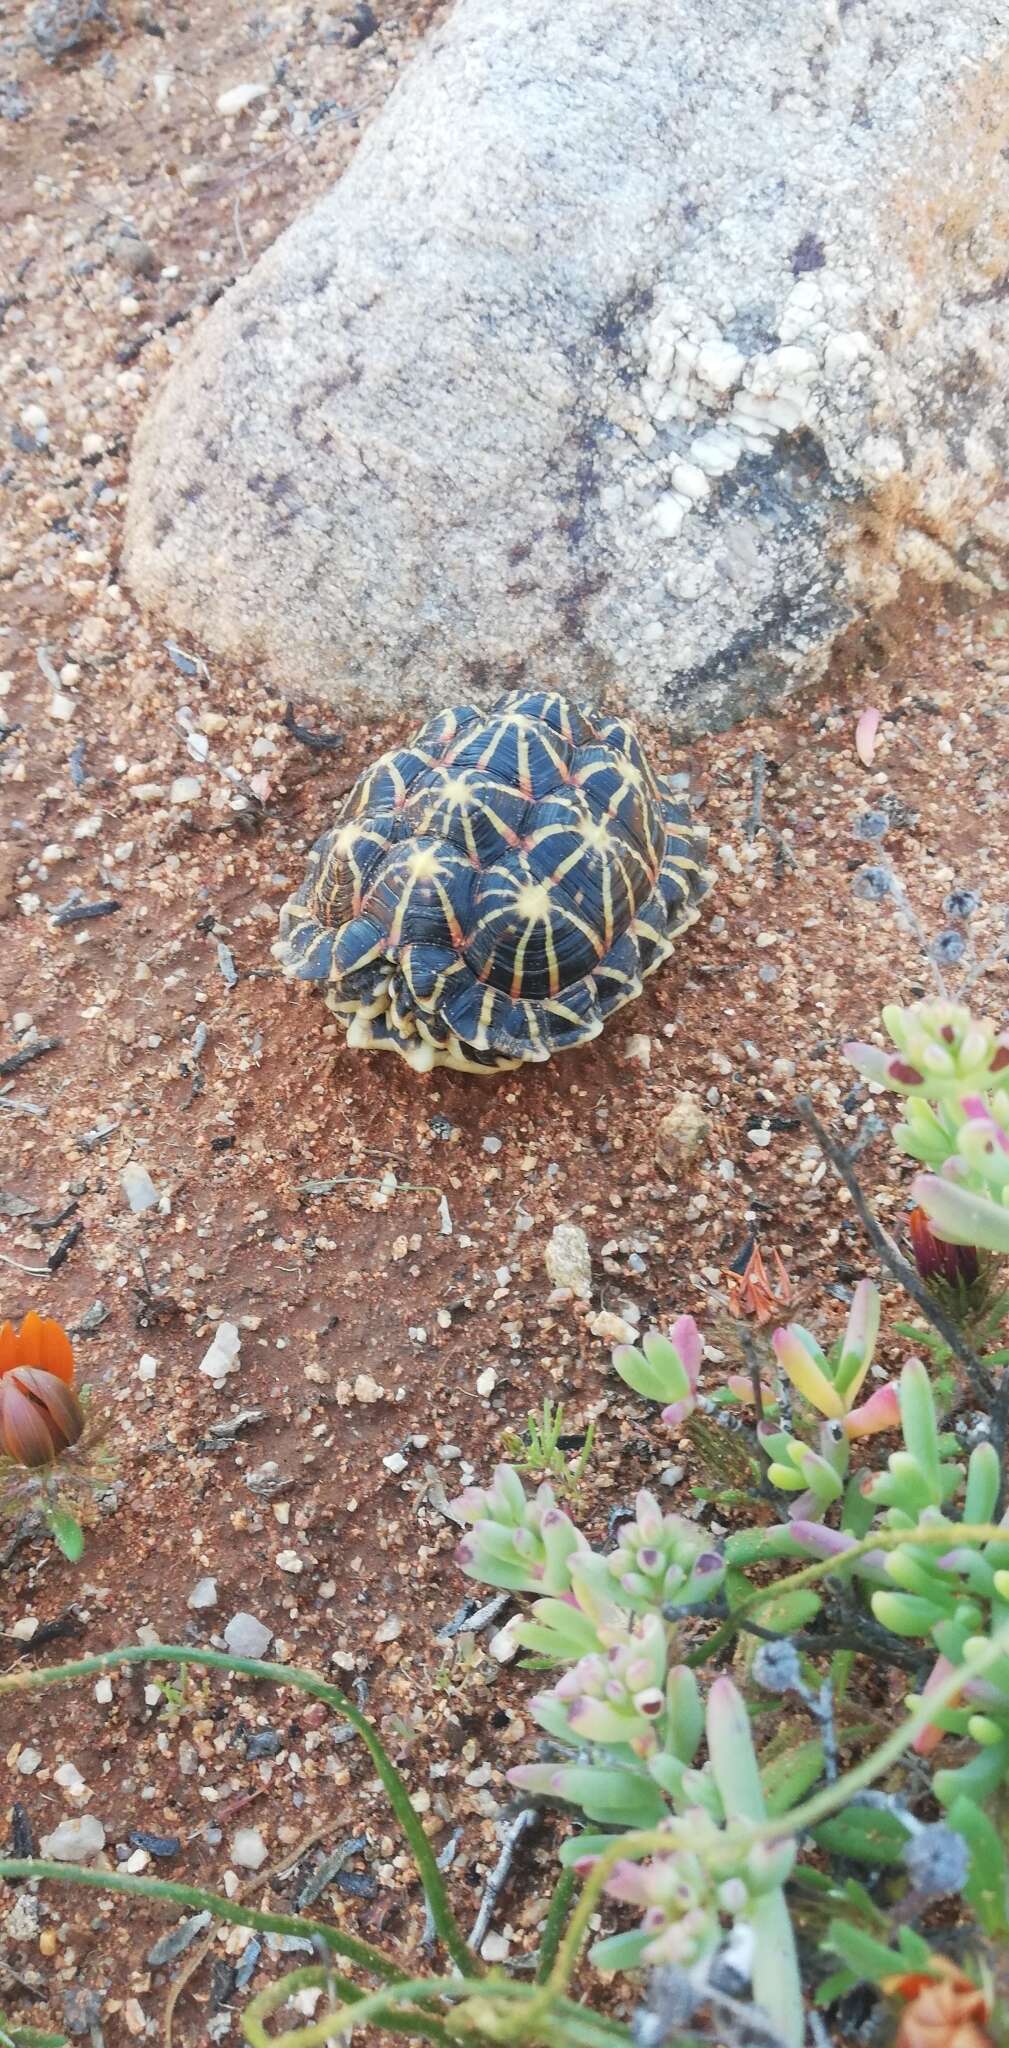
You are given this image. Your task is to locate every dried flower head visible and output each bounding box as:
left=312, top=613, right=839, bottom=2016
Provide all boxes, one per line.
left=726, top=1244, right=792, bottom=1325
left=908, top=1207, right=980, bottom=1291
left=0, top=1312, right=82, bottom=1468
left=887, top=1962, right=992, bottom=2048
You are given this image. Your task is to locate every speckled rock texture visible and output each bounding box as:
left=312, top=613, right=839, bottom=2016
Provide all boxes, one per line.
left=124, top=0, right=1009, bottom=732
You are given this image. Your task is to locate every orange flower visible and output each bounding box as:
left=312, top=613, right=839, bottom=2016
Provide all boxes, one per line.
left=886, top=1961, right=992, bottom=2048
left=726, top=1245, right=792, bottom=1325
left=0, top=1313, right=83, bottom=1468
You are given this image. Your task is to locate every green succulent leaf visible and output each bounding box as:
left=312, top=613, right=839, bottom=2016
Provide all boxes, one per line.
left=747, top=1587, right=822, bottom=1636
left=761, top=1738, right=825, bottom=1817
left=812, top=1806, right=912, bottom=1866
left=551, top=1765, right=668, bottom=1829
left=946, top=1795, right=1009, bottom=1934
left=46, top=1508, right=84, bottom=1564
left=557, top=1832, right=620, bottom=1867
left=724, top=1525, right=808, bottom=1567
left=588, top=1929, right=655, bottom=1972
left=824, top=1918, right=931, bottom=1983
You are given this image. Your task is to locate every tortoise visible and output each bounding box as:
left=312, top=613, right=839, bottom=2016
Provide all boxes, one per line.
left=275, top=689, right=711, bottom=1074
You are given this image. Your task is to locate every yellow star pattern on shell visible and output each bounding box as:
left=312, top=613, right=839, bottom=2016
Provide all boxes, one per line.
left=275, top=689, right=712, bottom=1073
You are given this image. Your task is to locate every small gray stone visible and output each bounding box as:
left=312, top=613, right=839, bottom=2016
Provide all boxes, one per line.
left=0, top=80, right=31, bottom=121
left=109, top=233, right=158, bottom=279
left=187, top=1576, right=218, bottom=1611
left=39, top=1814, right=106, bottom=1863
left=121, top=1161, right=160, bottom=1213
left=29, top=0, right=111, bottom=60
left=223, top=1612, right=272, bottom=1659
left=231, top=1826, right=268, bottom=1870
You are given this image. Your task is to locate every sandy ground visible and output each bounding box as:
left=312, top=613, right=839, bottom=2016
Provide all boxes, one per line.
left=3, top=1, right=1009, bottom=2041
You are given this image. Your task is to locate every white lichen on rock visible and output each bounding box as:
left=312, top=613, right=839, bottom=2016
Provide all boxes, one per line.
left=123, top=0, right=1009, bottom=731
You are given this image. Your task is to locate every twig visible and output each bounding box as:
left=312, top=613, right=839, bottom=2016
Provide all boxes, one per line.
left=814, top=1679, right=838, bottom=1784
left=50, top=898, right=121, bottom=928
left=420, top=1829, right=462, bottom=1953
left=0, top=1092, right=48, bottom=1118
left=437, top=1592, right=510, bottom=1642
left=468, top=1806, right=539, bottom=1953
left=164, top=1824, right=323, bottom=2048
left=745, top=751, right=766, bottom=843
left=0, top=1036, right=61, bottom=1078
left=48, top=1219, right=83, bottom=1273
left=295, top=1835, right=369, bottom=1912
left=794, top=1096, right=996, bottom=1406
left=744, top=748, right=797, bottom=874
left=282, top=702, right=343, bottom=754
left=808, top=2013, right=834, bottom=2048
left=233, top=190, right=249, bottom=268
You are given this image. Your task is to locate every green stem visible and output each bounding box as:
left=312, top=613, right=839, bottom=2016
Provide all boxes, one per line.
left=237, top=1966, right=459, bottom=2048
left=687, top=1520, right=1009, bottom=1667
left=536, top=1866, right=578, bottom=1985
left=0, top=1863, right=393, bottom=1981
left=0, top=1646, right=478, bottom=1978
left=244, top=1970, right=637, bottom=2048
left=1, top=2031, right=69, bottom=2048
left=242, top=1973, right=483, bottom=2048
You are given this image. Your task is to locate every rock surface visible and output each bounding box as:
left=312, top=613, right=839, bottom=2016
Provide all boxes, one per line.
left=124, top=0, right=1009, bottom=731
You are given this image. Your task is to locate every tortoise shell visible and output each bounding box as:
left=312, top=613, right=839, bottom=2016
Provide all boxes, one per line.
left=275, top=689, right=711, bottom=1072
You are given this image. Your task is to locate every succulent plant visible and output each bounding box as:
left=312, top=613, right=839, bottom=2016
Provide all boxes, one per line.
left=845, top=999, right=1009, bottom=1256
left=844, top=1000, right=1009, bottom=1101
left=451, top=1465, right=586, bottom=1594
left=589, top=1489, right=725, bottom=1617
left=581, top=1681, right=803, bottom=2047
left=772, top=1279, right=882, bottom=1421
left=611, top=1317, right=701, bottom=1427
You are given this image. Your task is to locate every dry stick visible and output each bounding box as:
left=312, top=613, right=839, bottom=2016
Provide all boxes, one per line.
left=746, top=750, right=767, bottom=843
left=738, top=1327, right=779, bottom=1505
left=793, top=1096, right=1009, bottom=1501
left=467, top=1807, right=540, bottom=1953
left=163, top=1825, right=324, bottom=2048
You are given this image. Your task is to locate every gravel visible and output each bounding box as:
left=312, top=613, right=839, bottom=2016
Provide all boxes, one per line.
left=39, top=1815, right=106, bottom=1863
left=223, top=1612, right=273, bottom=1659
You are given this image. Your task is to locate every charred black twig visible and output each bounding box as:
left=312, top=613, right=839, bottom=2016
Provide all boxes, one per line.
left=282, top=702, right=343, bottom=755
left=0, top=1035, right=61, bottom=1078
left=795, top=1095, right=1000, bottom=1438
left=50, top=897, right=121, bottom=928
left=48, top=1218, right=83, bottom=1273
